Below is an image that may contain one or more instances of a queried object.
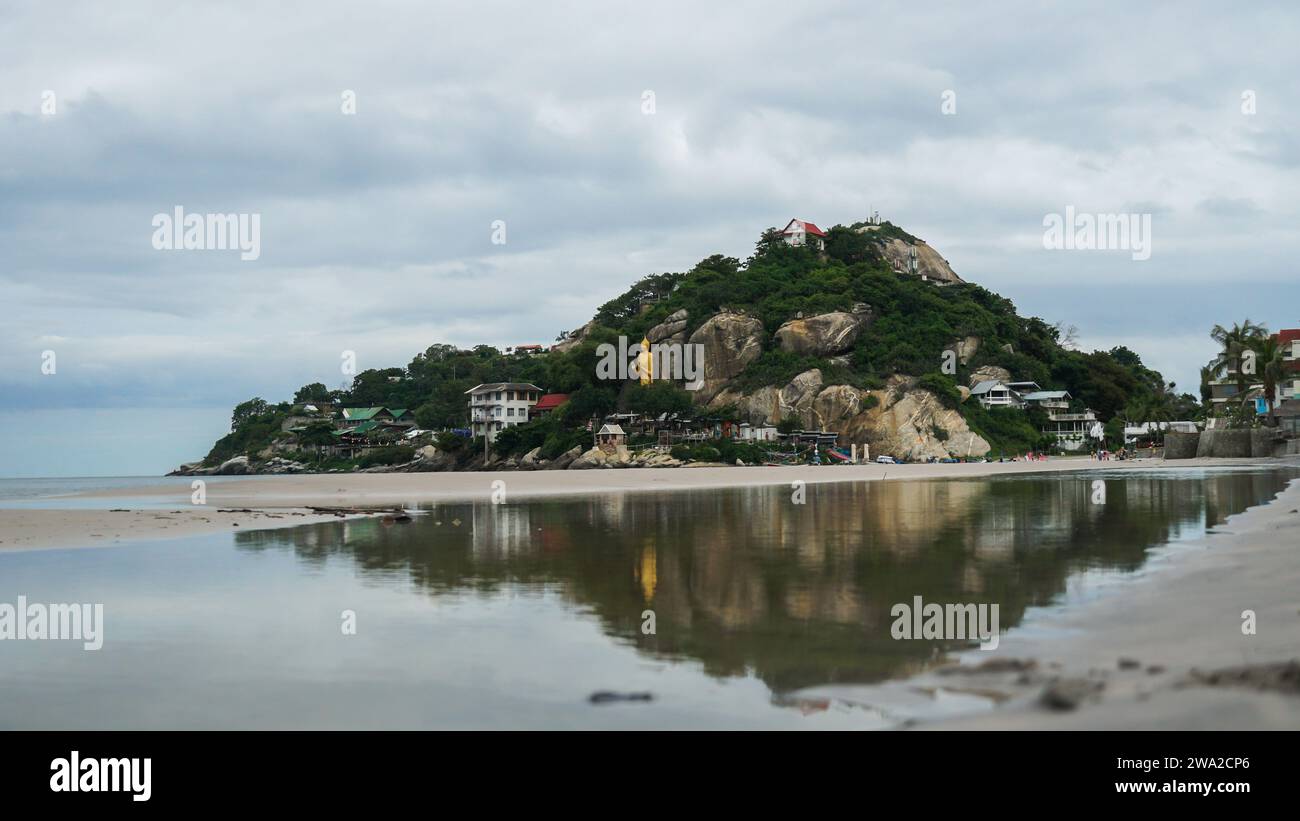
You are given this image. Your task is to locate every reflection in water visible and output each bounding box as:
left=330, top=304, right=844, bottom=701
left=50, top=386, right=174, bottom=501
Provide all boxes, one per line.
left=235, top=469, right=1296, bottom=693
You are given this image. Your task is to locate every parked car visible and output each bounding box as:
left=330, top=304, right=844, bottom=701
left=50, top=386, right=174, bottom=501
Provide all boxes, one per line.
left=875, top=455, right=896, bottom=464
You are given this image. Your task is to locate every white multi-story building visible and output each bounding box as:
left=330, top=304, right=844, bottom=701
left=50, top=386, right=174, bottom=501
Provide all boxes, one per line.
left=465, top=382, right=543, bottom=443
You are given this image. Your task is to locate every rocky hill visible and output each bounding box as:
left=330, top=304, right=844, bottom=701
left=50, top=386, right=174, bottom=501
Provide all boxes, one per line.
left=191, top=220, right=1184, bottom=472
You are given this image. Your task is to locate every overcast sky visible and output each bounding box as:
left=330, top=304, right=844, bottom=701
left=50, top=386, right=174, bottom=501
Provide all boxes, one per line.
left=2, top=1, right=1298, bottom=476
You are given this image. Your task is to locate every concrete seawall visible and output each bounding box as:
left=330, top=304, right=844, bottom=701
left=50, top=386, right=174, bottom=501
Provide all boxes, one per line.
left=1250, top=428, right=1276, bottom=458
left=1164, top=431, right=1199, bottom=459
left=1177, top=427, right=1287, bottom=458
left=1196, top=429, right=1253, bottom=458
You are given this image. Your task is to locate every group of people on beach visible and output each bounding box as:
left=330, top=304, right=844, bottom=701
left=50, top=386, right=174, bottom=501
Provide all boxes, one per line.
left=1091, top=449, right=1133, bottom=460
left=998, top=452, right=1049, bottom=462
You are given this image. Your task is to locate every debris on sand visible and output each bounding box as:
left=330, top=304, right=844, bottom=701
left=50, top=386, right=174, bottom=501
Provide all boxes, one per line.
left=937, top=657, right=1037, bottom=676
left=588, top=691, right=654, bottom=704
left=1040, top=677, right=1104, bottom=711
left=1185, top=660, right=1300, bottom=694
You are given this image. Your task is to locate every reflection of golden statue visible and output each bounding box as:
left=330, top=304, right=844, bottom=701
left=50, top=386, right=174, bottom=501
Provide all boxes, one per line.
left=638, top=544, right=657, bottom=603
left=638, top=336, right=652, bottom=385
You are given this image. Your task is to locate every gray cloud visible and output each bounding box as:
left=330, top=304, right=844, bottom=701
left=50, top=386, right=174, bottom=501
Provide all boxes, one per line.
left=2, top=0, right=1299, bottom=472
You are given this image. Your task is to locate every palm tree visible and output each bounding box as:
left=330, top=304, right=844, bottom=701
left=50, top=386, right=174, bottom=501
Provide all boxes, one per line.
left=1210, top=319, right=1268, bottom=402
left=1198, top=365, right=1215, bottom=406
left=1125, top=385, right=1176, bottom=444
left=1247, top=335, right=1286, bottom=420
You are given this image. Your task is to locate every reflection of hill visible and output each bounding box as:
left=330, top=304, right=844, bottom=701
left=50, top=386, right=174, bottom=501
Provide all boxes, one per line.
left=235, top=470, right=1296, bottom=693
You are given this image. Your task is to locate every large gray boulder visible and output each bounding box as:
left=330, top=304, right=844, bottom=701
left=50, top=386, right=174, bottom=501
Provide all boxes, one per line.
left=774, top=307, right=873, bottom=357
left=968, top=365, right=1011, bottom=388
left=646, top=309, right=689, bottom=345
left=876, top=237, right=964, bottom=283
left=568, top=445, right=632, bottom=470
left=546, top=445, right=584, bottom=470
left=214, top=455, right=251, bottom=475
left=779, top=368, right=825, bottom=425
left=687, top=311, right=766, bottom=402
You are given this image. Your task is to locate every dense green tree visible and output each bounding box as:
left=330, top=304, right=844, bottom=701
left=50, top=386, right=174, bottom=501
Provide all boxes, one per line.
left=292, top=382, right=331, bottom=404
left=231, top=397, right=270, bottom=430
left=623, top=381, right=694, bottom=417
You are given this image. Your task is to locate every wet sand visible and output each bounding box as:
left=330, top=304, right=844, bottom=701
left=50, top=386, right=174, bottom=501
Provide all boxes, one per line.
left=0, top=507, right=364, bottom=552
left=795, top=474, right=1300, bottom=730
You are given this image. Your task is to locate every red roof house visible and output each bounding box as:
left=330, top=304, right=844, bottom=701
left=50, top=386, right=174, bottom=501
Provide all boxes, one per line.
left=530, top=393, right=570, bottom=418
left=780, top=218, right=827, bottom=249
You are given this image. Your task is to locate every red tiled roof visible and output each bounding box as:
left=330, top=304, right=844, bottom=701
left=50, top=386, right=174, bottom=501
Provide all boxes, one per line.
left=782, top=218, right=826, bottom=237
left=532, top=393, right=570, bottom=412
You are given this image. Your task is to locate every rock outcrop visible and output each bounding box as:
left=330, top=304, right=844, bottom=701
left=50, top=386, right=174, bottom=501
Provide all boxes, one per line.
left=167, top=461, right=213, bottom=476
left=950, top=335, right=981, bottom=365
left=687, top=311, right=766, bottom=402
left=546, top=446, right=584, bottom=470
left=646, top=308, right=689, bottom=345
left=551, top=320, right=596, bottom=353
left=214, top=455, right=251, bottom=475
left=713, top=371, right=989, bottom=461
left=968, top=365, right=1011, bottom=388
left=774, top=306, right=873, bottom=357
left=779, top=368, right=825, bottom=421
left=876, top=237, right=964, bottom=284
left=261, top=456, right=308, bottom=474
left=568, top=445, right=685, bottom=469
left=848, top=377, right=990, bottom=460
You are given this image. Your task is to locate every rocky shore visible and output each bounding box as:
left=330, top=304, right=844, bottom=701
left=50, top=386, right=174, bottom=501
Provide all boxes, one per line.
left=168, top=443, right=699, bottom=477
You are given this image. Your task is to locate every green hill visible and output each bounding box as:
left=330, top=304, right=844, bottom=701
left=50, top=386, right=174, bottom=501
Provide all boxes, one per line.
left=199, top=222, right=1198, bottom=469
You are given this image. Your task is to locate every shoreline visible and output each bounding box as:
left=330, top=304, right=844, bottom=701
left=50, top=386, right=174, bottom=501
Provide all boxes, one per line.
left=794, top=474, right=1300, bottom=730
left=0, top=456, right=1293, bottom=553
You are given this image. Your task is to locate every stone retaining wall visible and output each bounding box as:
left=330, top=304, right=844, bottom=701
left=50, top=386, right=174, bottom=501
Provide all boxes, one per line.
left=1163, top=431, right=1200, bottom=459
left=1195, top=429, right=1253, bottom=458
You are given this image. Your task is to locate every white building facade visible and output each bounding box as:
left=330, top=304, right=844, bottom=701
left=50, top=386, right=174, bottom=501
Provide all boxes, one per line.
left=971, top=380, right=1025, bottom=409
left=466, top=382, right=543, bottom=443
